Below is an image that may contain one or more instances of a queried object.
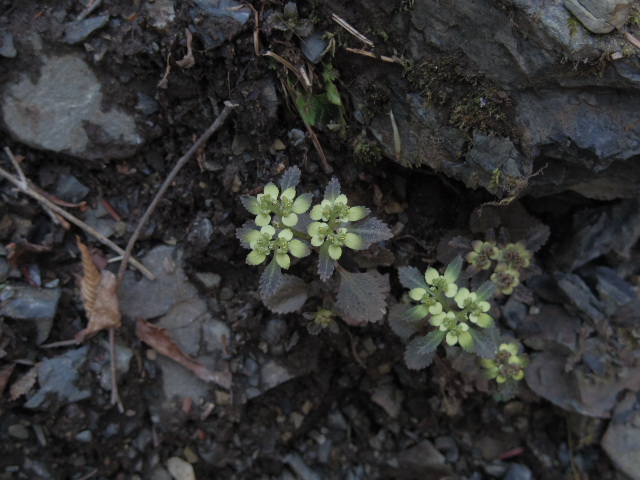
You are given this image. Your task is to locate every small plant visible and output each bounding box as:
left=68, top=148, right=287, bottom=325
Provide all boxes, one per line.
left=481, top=341, right=528, bottom=384
left=237, top=166, right=393, bottom=329
left=392, top=257, right=498, bottom=369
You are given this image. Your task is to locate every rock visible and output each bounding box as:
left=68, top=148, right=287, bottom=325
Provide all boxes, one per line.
left=435, top=436, right=459, bottom=463
left=188, top=0, right=251, bottom=50
left=554, top=272, right=606, bottom=324
left=166, top=457, right=196, bottom=480
left=564, top=0, right=634, bottom=33
left=593, top=266, right=638, bottom=316
left=0, top=285, right=61, bottom=344
left=194, top=272, right=221, bottom=289
left=300, top=30, right=329, bottom=64
left=64, top=15, right=110, bottom=44
left=370, top=384, right=404, bottom=419
left=551, top=198, right=640, bottom=272
left=8, top=423, right=29, bottom=440
left=146, top=0, right=176, bottom=33
left=348, top=0, right=640, bottom=198
left=1, top=54, right=144, bottom=163
left=504, top=463, right=533, bottom=480
left=24, top=347, right=91, bottom=409
left=0, top=30, right=17, bottom=58
left=54, top=174, right=90, bottom=204
left=119, top=245, right=198, bottom=319
left=392, top=440, right=452, bottom=477
left=602, top=401, right=640, bottom=480
left=518, top=304, right=580, bottom=354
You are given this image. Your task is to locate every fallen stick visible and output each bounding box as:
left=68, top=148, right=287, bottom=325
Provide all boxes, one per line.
left=0, top=148, right=155, bottom=280
left=116, top=101, right=237, bottom=283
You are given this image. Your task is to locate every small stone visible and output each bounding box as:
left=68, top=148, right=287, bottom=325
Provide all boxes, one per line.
left=64, top=15, right=110, bottom=44
left=371, top=384, right=404, bottom=419
left=54, top=174, right=90, bottom=203
left=194, top=272, right=221, bottom=289
left=0, top=286, right=61, bottom=344
left=300, top=30, right=329, bottom=64
left=504, top=462, right=533, bottom=480
left=0, top=30, right=17, bottom=58
left=291, top=411, right=304, bottom=429
left=166, top=457, right=195, bottom=480
left=74, top=430, right=93, bottom=443
left=8, top=424, right=29, bottom=440
left=146, top=0, right=176, bottom=33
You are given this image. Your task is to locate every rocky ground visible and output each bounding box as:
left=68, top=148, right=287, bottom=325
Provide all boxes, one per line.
left=1, top=1, right=640, bottom=479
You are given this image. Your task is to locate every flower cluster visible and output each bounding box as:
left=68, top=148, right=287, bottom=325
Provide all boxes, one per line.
left=243, top=182, right=312, bottom=228
left=467, top=240, right=532, bottom=295
left=481, top=342, right=527, bottom=383
left=308, top=193, right=367, bottom=260
left=402, top=257, right=495, bottom=351
left=243, top=225, right=310, bottom=269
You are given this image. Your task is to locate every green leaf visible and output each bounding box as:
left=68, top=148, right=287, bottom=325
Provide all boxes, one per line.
left=325, top=77, right=342, bottom=106
left=398, top=266, right=430, bottom=291
left=296, top=94, right=319, bottom=126
left=317, top=243, right=336, bottom=281
left=475, top=281, right=497, bottom=301
left=263, top=274, right=309, bottom=314
left=458, top=331, right=474, bottom=352
left=259, top=257, right=283, bottom=300
left=388, top=304, right=418, bottom=340
left=404, top=330, right=445, bottom=370
left=335, top=270, right=387, bottom=325
left=403, top=304, right=430, bottom=324
left=236, top=221, right=258, bottom=248
left=443, top=256, right=463, bottom=283
left=279, top=166, right=301, bottom=191
left=292, top=192, right=313, bottom=214
left=346, top=217, right=393, bottom=248
left=240, top=195, right=261, bottom=215
left=468, top=328, right=498, bottom=359
left=324, top=177, right=341, bottom=203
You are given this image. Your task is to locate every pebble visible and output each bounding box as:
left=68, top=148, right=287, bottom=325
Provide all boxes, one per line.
left=300, top=30, right=329, bottom=64
left=8, top=423, right=29, bottom=440
left=0, top=285, right=61, bottom=344
left=64, top=15, right=110, bottom=44
left=194, top=272, right=221, bottom=289
left=503, top=462, right=533, bottom=480
left=0, top=30, right=17, bottom=58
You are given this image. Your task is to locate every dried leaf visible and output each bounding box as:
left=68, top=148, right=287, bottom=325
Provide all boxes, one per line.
left=75, top=270, right=121, bottom=342
left=6, top=241, right=53, bottom=269
left=0, top=363, right=16, bottom=397
left=77, top=237, right=101, bottom=316
left=9, top=365, right=37, bottom=400
left=136, top=318, right=232, bottom=390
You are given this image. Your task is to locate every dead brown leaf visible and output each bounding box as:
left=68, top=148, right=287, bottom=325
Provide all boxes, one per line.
left=9, top=365, right=37, bottom=400
left=75, top=237, right=122, bottom=342
left=136, top=318, right=232, bottom=390
left=0, top=363, right=16, bottom=397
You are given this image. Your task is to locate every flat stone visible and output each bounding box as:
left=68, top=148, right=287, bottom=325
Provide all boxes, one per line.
left=0, top=30, right=17, bottom=58
left=64, top=15, right=110, bottom=44
left=24, top=347, right=91, bottom=409
left=564, top=0, right=634, bottom=33
left=602, top=411, right=640, bottom=479
left=1, top=54, right=143, bottom=162
left=0, top=285, right=61, bottom=344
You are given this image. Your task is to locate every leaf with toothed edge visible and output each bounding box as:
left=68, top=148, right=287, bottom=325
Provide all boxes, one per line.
left=240, top=195, right=261, bottom=215
left=469, top=328, right=498, bottom=359
left=317, top=243, right=335, bottom=281
left=236, top=220, right=258, bottom=248
left=404, top=330, right=445, bottom=370
left=346, top=217, right=393, bottom=248
left=398, top=265, right=430, bottom=291
left=259, top=257, right=283, bottom=300
left=263, top=274, right=308, bottom=313
left=388, top=304, right=419, bottom=340
left=335, top=270, right=387, bottom=325
left=324, top=177, right=341, bottom=202
left=279, top=166, right=301, bottom=191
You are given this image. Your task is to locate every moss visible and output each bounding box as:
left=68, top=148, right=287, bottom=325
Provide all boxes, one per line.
left=352, top=129, right=383, bottom=164
left=567, top=12, right=582, bottom=37
left=404, top=54, right=514, bottom=137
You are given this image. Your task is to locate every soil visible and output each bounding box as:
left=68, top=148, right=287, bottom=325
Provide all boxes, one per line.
left=0, top=1, right=636, bottom=480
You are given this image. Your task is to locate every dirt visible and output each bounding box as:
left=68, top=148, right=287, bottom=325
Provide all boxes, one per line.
left=0, top=1, right=636, bottom=480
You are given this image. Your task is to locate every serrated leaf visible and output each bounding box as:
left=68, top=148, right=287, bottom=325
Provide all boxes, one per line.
left=398, top=266, right=429, bottom=291
left=388, top=304, right=419, bottom=340
left=236, top=221, right=258, bottom=248
left=524, top=224, right=550, bottom=253
left=475, top=281, right=497, bottom=301
left=279, top=166, right=301, bottom=191
left=324, top=177, right=341, bottom=202
left=317, top=243, right=335, bottom=281
left=404, top=330, right=445, bottom=370
left=240, top=195, right=261, bottom=215
left=469, top=328, right=498, bottom=359
left=353, top=245, right=395, bottom=269
left=259, top=257, right=283, bottom=299
left=325, top=80, right=341, bottom=106
left=263, top=274, right=308, bottom=313
left=346, top=217, right=393, bottom=248
left=336, top=270, right=387, bottom=325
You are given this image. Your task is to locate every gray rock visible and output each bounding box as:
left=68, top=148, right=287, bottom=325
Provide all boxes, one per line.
left=189, top=0, right=251, bottom=50
left=594, top=266, right=638, bottom=316
left=602, top=408, right=640, bottom=479
left=64, top=15, right=110, bottom=44
left=0, top=30, right=17, bottom=58
left=300, top=30, right=329, bottom=64
left=370, top=384, right=404, bottom=419
left=554, top=272, right=606, bottom=324
left=24, top=346, right=91, bottom=409
left=1, top=54, right=143, bottom=163
left=119, top=245, right=198, bottom=319
left=564, top=0, right=634, bottom=33
left=551, top=198, right=640, bottom=271
left=352, top=0, right=640, bottom=199
left=0, top=285, right=61, bottom=344
left=504, top=463, right=533, bottom=480
left=8, top=423, right=29, bottom=440
left=136, top=93, right=160, bottom=115
left=194, top=272, right=221, bottom=289
left=146, top=0, right=176, bottom=33
left=54, top=174, right=90, bottom=204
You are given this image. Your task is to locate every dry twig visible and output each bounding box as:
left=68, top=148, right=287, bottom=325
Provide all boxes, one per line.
left=116, top=101, right=237, bottom=283
left=0, top=148, right=154, bottom=280
left=76, top=0, right=102, bottom=21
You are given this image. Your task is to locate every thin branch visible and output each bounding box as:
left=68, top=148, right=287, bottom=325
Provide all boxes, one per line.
left=76, top=0, right=102, bottom=21
left=332, top=14, right=374, bottom=48
left=109, top=327, right=124, bottom=412
left=0, top=152, right=155, bottom=280
left=116, top=101, right=237, bottom=283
